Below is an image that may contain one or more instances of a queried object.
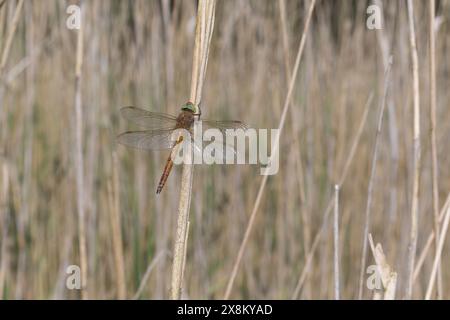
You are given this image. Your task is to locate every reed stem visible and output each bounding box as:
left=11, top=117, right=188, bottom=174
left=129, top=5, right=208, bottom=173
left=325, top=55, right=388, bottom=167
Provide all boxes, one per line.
left=74, top=0, right=87, bottom=299
left=405, top=0, right=421, bottom=299
left=428, top=0, right=442, bottom=299
left=358, top=57, right=392, bottom=299
left=170, top=0, right=216, bottom=300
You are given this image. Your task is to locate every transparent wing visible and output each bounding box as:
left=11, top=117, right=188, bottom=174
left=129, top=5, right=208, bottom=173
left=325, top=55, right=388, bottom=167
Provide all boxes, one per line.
left=117, top=129, right=176, bottom=150
left=201, top=119, right=247, bottom=132
left=199, top=121, right=247, bottom=163
left=120, top=106, right=178, bottom=129
left=200, top=135, right=241, bottom=163
left=209, top=141, right=238, bottom=163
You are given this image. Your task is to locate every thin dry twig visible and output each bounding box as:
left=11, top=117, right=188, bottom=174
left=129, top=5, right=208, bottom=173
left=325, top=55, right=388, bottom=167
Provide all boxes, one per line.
left=133, top=251, right=168, bottom=300
left=358, top=57, right=392, bottom=299
left=425, top=203, right=450, bottom=299
left=413, top=192, right=450, bottom=281
left=171, top=0, right=216, bottom=300
left=223, top=0, right=316, bottom=300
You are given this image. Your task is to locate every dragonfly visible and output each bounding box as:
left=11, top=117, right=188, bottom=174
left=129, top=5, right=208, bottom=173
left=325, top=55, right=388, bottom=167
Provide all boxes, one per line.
left=117, top=101, right=246, bottom=194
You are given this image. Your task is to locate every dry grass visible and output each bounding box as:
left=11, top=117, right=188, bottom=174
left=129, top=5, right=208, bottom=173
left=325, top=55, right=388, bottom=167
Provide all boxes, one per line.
left=0, top=0, right=450, bottom=299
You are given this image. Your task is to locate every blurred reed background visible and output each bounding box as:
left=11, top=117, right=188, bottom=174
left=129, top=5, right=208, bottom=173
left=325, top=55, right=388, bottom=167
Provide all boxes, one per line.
left=0, top=0, right=450, bottom=299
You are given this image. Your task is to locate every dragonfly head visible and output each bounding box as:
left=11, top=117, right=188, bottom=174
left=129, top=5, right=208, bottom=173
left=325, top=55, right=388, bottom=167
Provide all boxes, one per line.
left=181, top=101, right=196, bottom=113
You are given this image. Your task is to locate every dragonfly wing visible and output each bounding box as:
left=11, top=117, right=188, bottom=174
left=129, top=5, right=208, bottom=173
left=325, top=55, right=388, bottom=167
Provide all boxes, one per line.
left=200, top=120, right=247, bottom=163
left=120, top=106, right=178, bottom=129
left=201, top=119, right=247, bottom=132
left=202, top=137, right=241, bottom=163
left=117, top=129, right=176, bottom=150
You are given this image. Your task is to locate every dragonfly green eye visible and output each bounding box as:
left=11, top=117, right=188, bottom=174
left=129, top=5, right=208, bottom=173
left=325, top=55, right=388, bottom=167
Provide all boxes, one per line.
left=181, top=102, right=196, bottom=113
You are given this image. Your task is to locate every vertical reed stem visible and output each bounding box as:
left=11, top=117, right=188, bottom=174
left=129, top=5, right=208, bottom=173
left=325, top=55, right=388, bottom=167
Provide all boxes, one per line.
left=358, top=58, right=392, bottom=299
left=405, top=0, right=421, bottom=300
left=108, top=152, right=126, bottom=299
left=0, top=162, right=9, bottom=297
left=428, top=0, right=442, bottom=299
left=333, top=184, right=340, bottom=300
left=74, top=0, right=87, bottom=299
left=171, top=0, right=216, bottom=300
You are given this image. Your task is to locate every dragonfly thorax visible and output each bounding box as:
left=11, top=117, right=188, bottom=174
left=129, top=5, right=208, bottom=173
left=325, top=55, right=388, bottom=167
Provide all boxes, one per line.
left=175, top=110, right=195, bottom=130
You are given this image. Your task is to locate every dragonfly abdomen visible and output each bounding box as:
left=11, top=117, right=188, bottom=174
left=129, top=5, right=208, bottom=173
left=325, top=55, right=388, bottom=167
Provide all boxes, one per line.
left=156, top=136, right=184, bottom=194
left=156, top=155, right=174, bottom=194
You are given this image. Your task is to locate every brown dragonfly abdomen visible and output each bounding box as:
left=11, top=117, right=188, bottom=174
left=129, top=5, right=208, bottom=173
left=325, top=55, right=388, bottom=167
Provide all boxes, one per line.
left=156, top=135, right=184, bottom=194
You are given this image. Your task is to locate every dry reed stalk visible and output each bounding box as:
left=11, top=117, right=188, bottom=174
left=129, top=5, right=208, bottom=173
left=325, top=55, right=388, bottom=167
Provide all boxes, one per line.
left=0, top=5, right=5, bottom=61
left=0, top=0, right=23, bottom=76
left=374, top=0, right=399, bottom=243
left=292, top=93, right=373, bottom=299
left=107, top=152, right=126, bottom=299
left=4, top=36, right=49, bottom=86
left=73, top=0, right=87, bottom=299
left=413, top=192, right=450, bottom=281
left=133, top=251, right=168, bottom=300
left=0, top=162, right=9, bottom=297
left=425, top=202, right=450, bottom=299
left=428, top=0, right=442, bottom=299
left=333, top=185, right=340, bottom=300
left=278, top=0, right=307, bottom=204
left=278, top=0, right=310, bottom=294
left=405, top=0, right=421, bottom=299
left=161, top=0, right=175, bottom=106
left=170, top=0, right=216, bottom=300
left=224, top=0, right=316, bottom=300
left=357, top=57, right=392, bottom=300
left=0, top=0, right=24, bottom=145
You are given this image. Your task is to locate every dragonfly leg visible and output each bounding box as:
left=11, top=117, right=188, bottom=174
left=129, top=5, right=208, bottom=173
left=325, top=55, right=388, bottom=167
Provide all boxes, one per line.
left=193, top=102, right=202, bottom=119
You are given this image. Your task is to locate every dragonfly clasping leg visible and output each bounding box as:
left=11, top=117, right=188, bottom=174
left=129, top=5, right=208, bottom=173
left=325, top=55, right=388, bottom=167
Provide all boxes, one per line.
left=193, top=102, right=202, bottom=119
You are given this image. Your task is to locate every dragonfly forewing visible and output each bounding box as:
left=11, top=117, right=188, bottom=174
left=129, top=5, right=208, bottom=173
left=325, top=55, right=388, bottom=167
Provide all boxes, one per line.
left=201, top=119, right=248, bottom=132
left=120, top=106, right=178, bottom=130
left=198, top=119, right=247, bottom=162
